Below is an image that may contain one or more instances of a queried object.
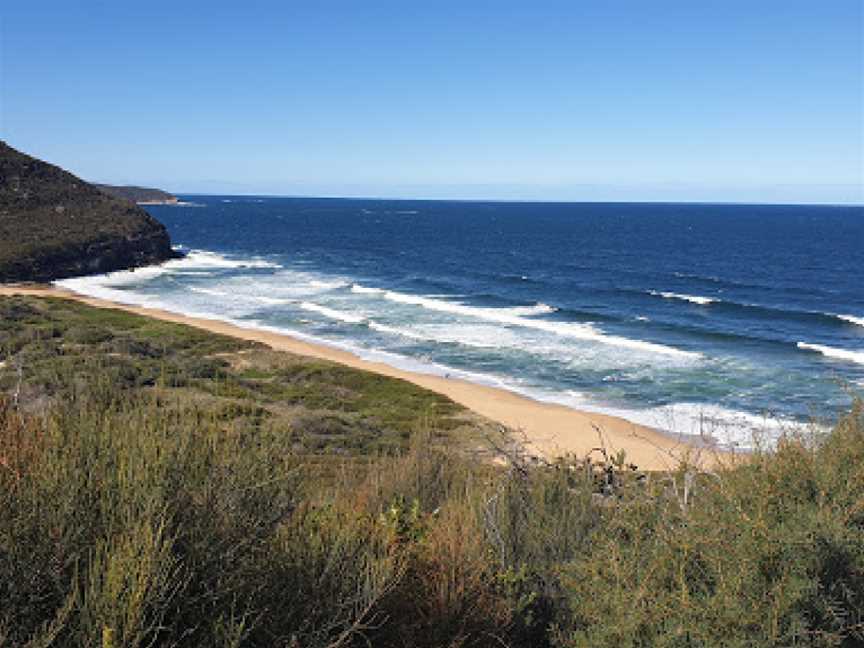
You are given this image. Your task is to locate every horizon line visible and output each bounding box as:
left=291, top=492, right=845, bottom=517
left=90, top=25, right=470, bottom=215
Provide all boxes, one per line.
left=167, top=191, right=864, bottom=208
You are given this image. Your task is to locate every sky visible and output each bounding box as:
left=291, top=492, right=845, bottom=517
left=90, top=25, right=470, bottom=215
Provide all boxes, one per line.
left=1, top=1, right=862, bottom=203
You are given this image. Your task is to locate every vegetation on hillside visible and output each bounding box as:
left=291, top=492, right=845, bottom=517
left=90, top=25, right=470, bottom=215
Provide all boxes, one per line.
left=0, top=142, right=176, bottom=282
left=94, top=184, right=178, bottom=204
left=1, top=295, right=862, bottom=647
left=0, top=296, right=477, bottom=455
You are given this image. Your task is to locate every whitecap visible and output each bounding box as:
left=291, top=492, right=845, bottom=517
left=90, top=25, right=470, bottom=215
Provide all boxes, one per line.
left=67, top=251, right=283, bottom=287
left=298, top=302, right=365, bottom=324
left=187, top=286, right=229, bottom=298
left=186, top=286, right=291, bottom=306
left=170, top=270, right=216, bottom=276
left=309, top=279, right=349, bottom=289
left=797, top=342, right=864, bottom=366
left=362, top=288, right=697, bottom=359
left=49, top=273, right=817, bottom=450
left=407, top=324, right=523, bottom=349
left=836, top=314, right=864, bottom=328
left=503, top=302, right=558, bottom=316
left=351, top=284, right=385, bottom=295
left=367, top=321, right=429, bottom=341
left=176, top=250, right=282, bottom=269
left=651, top=290, right=716, bottom=306
left=228, top=318, right=514, bottom=389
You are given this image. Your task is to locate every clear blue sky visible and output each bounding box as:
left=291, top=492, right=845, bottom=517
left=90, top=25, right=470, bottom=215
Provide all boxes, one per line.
left=2, top=1, right=862, bottom=203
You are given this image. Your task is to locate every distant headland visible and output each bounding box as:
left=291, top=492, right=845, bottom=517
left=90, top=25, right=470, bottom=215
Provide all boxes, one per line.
left=0, top=141, right=178, bottom=283
left=94, top=183, right=179, bottom=205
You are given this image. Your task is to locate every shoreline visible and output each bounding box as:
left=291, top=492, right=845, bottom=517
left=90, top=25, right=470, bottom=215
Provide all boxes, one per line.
left=1, top=284, right=730, bottom=470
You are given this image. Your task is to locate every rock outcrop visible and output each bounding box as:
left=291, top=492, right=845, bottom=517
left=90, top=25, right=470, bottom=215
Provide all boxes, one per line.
left=0, top=142, right=178, bottom=282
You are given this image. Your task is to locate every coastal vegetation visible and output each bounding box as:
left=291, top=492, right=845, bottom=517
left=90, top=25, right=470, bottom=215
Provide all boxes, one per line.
left=94, top=184, right=178, bottom=204
left=0, top=143, right=176, bottom=283
left=1, top=295, right=862, bottom=647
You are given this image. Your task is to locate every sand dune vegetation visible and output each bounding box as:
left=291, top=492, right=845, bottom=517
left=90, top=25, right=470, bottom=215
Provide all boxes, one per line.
left=1, top=295, right=862, bottom=647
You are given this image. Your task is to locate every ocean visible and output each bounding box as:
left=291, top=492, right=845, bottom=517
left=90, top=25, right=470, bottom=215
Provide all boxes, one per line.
left=58, top=197, right=864, bottom=448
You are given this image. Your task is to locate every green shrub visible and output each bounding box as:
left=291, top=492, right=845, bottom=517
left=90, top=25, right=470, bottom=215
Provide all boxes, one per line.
left=2, top=294, right=863, bottom=647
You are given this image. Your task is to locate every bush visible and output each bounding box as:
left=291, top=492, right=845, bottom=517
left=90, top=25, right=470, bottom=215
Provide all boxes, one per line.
left=2, top=295, right=862, bottom=646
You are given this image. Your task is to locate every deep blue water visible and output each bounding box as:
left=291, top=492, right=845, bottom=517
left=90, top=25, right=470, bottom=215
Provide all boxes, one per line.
left=59, top=197, right=864, bottom=446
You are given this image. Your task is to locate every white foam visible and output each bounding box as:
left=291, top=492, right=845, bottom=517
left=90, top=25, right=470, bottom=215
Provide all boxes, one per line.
left=382, top=300, right=556, bottom=318
left=255, top=295, right=294, bottom=306
left=503, top=302, right=558, bottom=316
left=836, top=314, right=864, bottom=328
left=51, top=273, right=816, bottom=450
left=243, top=275, right=350, bottom=300
left=651, top=290, right=716, bottom=306
left=57, top=251, right=282, bottom=295
left=797, top=342, right=864, bottom=366
left=409, top=324, right=523, bottom=349
left=516, top=389, right=816, bottom=450
left=177, top=250, right=282, bottom=269
left=364, top=323, right=674, bottom=373
left=69, top=264, right=173, bottom=287
left=230, top=318, right=513, bottom=389
left=187, top=286, right=291, bottom=306
left=187, top=286, right=228, bottom=298
left=55, top=275, right=163, bottom=307
left=170, top=270, right=216, bottom=276
left=367, top=321, right=429, bottom=341
left=351, top=284, right=385, bottom=295
left=299, top=302, right=365, bottom=324
left=629, top=404, right=815, bottom=450
left=99, top=288, right=157, bottom=308
left=365, top=288, right=697, bottom=359
left=632, top=402, right=814, bottom=448
left=309, top=279, right=349, bottom=289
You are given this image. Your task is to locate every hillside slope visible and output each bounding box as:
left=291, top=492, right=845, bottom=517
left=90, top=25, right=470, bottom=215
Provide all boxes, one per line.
left=0, top=141, right=177, bottom=282
left=1, top=293, right=862, bottom=647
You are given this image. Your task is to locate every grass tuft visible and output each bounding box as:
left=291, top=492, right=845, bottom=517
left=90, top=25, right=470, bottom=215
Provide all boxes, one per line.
left=1, top=295, right=862, bottom=646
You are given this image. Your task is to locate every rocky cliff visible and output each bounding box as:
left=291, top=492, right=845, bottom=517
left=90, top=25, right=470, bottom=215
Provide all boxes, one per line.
left=0, top=142, right=178, bottom=282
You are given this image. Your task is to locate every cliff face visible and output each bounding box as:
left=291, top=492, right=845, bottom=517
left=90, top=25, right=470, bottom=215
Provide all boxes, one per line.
left=0, top=142, right=178, bottom=282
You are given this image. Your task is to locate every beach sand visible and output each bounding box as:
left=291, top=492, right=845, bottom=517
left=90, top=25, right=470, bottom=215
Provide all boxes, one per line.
left=1, top=285, right=727, bottom=470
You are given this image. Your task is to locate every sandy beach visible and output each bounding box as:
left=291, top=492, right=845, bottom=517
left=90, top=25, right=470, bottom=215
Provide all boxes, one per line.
left=1, top=285, right=726, bottom=470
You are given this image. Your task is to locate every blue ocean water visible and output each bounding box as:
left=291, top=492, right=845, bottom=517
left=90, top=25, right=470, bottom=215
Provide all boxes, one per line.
left=59, top=197, right=864, bottom=447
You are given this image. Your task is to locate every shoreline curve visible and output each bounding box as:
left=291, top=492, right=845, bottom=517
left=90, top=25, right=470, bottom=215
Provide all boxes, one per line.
left=0, top=284, right=730, bottom=470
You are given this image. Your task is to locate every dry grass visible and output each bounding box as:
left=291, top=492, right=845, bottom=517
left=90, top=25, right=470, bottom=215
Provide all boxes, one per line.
left=1, top=295, right=863, bottom=647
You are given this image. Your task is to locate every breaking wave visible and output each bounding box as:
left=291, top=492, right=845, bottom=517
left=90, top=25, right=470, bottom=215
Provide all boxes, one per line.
left=298, top=301, right=365, bottom=324
left=174, top=249, right=282, bottom=269
left=836, top=314, right=864, bottom=328
left=651, top=291, right=717, bottom=305
left=350, top=286, right=697, bottom=358
left=797, top=342, right=864, bottom=366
